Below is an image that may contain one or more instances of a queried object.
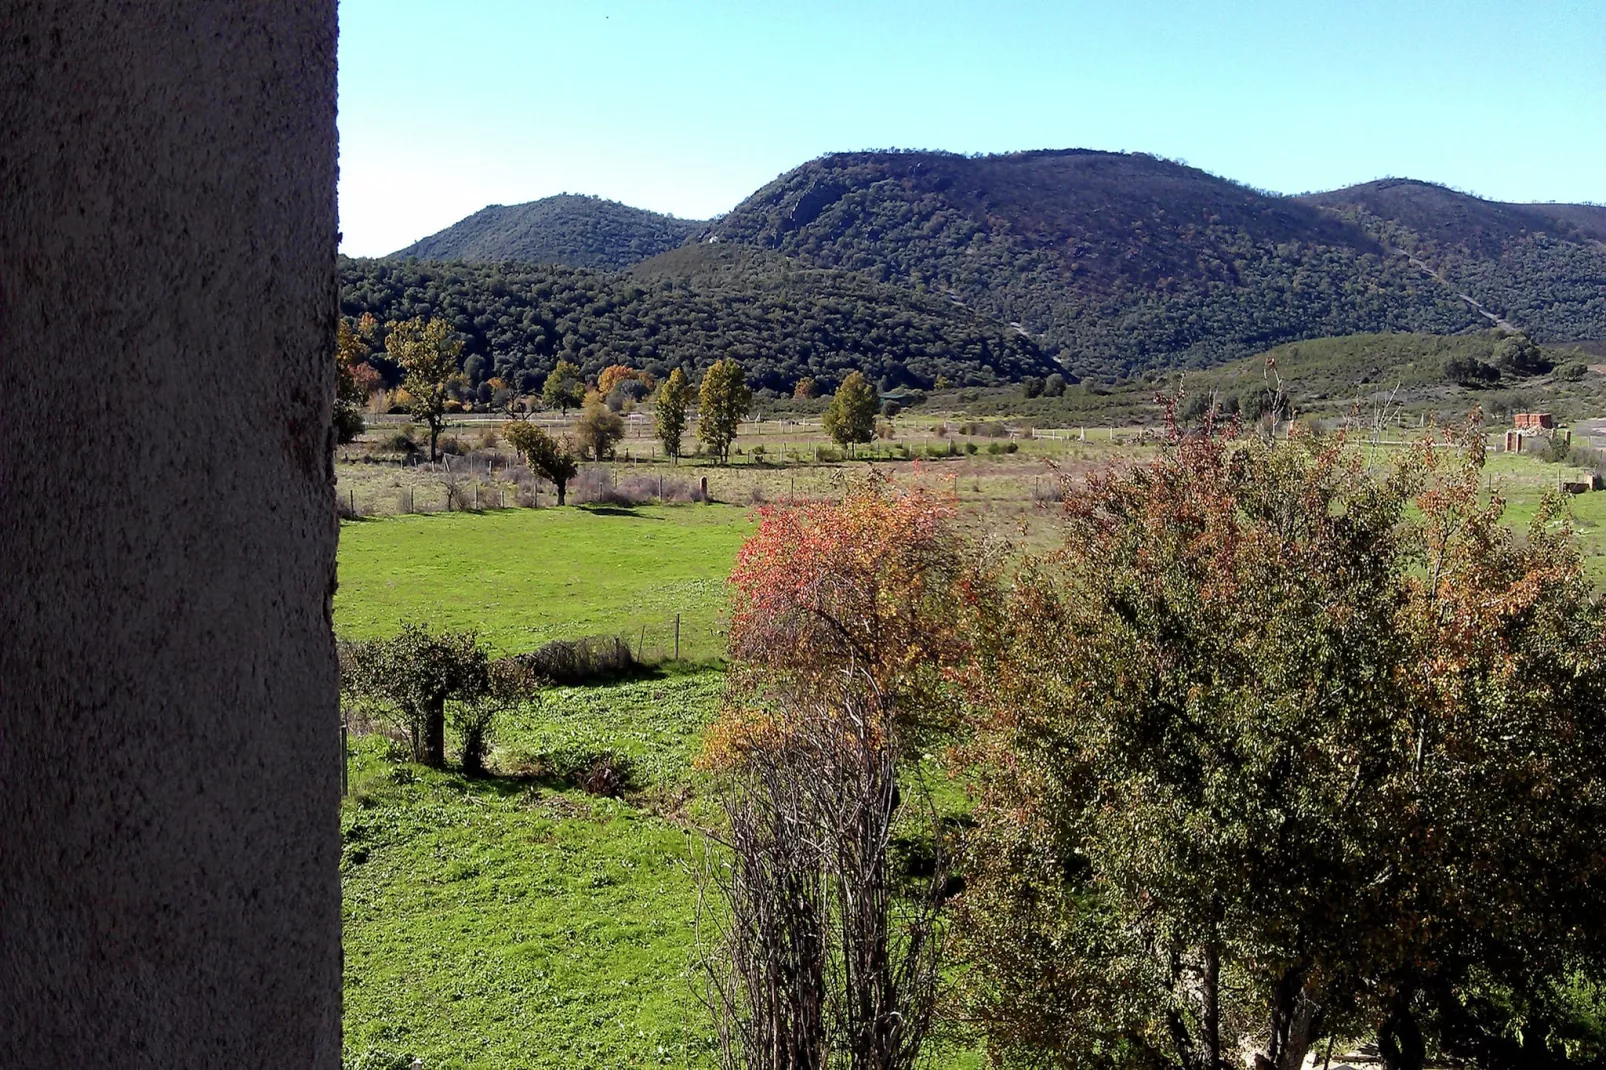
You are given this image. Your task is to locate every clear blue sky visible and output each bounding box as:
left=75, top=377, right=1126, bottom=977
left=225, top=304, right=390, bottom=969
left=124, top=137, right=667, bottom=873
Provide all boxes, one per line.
left=338, top=0, right=1605, bottom=256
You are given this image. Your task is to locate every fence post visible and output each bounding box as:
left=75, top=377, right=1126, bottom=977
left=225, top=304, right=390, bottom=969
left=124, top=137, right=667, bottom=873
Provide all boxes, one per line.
left=341, top=723, right=349, bottom=797
left=674, top=613, right=680, bottom=662
left=348, top=487, right=355, bottom=516
left=474, top=484, right=479, bottom=510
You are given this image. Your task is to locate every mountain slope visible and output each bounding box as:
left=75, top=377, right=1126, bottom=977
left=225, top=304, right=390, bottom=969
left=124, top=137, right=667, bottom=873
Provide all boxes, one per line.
left=392, top=194, right=703, bottom=269
left=340, top=249, right=1055, bottom=395
left=709, top=149, right=1483, bottom=378
left=1301, top=179, right=1606, bottom=342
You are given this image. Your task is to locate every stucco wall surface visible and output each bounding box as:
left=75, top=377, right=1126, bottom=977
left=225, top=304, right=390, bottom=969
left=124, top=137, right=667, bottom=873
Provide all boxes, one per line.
left=0, top=3, right=341, bottom=1065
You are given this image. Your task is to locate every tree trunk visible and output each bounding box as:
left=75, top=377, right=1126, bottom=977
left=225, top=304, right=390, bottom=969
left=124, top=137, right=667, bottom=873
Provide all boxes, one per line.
left=421, top=701, right=446, bottom=768
left=429, top=419, right=440, bottom=463
left=555, top=478, right=566, bottom=506
left=1202, top=943, right=1221, bottom=1070
left=1378, top=991, right=1425, bottom=1070
left=1263, top=969, right=1319, bottom=1070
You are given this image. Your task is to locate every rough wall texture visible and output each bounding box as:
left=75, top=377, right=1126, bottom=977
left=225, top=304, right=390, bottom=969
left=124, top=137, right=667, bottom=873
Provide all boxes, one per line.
left=0, top=3, right=341, bottom=1065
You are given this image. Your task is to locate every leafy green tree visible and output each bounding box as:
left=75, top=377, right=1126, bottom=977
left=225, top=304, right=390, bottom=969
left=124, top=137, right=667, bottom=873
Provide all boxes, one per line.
left=1494, top=332, right=1549, bottom=376
left=1043, top=372, right=1067, bottom=397
left=503, top=420, right=579, bottom=505
left=541, top=359, right=586, bottom=413
left=341, top=624, right=487, bottom=769
left=385, top=317, right=462, bottom=461
left=821, top=370, right=879, bottom=456
left=575, top=393, right=625, bottom=460
left=449, top=657, right=538, bottom=775
left=1445, top=354, right=1500, bottom=387
left=954, top=421, right=1606, bottom=1070
left=698, top=358, right=751, bottom=464
left=653, top=367, right=694, bottom=463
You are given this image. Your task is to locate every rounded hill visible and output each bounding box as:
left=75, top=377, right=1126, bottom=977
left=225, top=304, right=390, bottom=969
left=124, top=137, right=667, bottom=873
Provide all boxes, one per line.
left=392, top=194, right=704, bottom=270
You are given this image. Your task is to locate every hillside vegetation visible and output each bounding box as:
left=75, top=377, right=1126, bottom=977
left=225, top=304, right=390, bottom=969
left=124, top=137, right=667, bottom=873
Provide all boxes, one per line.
left=944, top=331, right=1606, bottom=428
left=368, top=149, right=1606, bottom=389
left=710, top=149, right=1485, bottom=376
left=1303, top=179, right=1606, bottom=343
left=340, top=248, right=1057, bottom=394
left=392, top=194, right=703, bottom=270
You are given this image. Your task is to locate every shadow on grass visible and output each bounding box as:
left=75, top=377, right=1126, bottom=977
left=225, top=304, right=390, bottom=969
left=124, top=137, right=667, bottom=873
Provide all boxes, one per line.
left=577, top=505, right=664, bottom=519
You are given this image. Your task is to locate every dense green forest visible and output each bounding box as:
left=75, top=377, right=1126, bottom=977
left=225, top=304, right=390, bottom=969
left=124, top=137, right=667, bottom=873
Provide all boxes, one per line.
left=391, top=194, right=703, bottom=270
left=339, top=246, right=1056, bottom=394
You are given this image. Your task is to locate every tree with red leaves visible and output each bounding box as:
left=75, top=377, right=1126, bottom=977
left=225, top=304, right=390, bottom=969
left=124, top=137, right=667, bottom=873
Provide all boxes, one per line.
left=699, top=476, right=975, bottom=1070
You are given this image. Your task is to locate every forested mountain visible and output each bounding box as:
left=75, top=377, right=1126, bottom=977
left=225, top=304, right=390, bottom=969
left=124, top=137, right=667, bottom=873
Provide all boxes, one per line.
left=391, top=194, right=703, bottom=270
left=708, top=149, right=1487, bottom=378
left=1299, top=179, right=1606, bottom=343
left=339, top=247, right=1054, bottom=395
left=368, top=149, right=1605, bottom=388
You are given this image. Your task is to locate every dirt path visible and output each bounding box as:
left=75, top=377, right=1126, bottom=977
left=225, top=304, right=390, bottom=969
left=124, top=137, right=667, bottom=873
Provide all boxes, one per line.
left=1389, top=246, right=1519, bottom=332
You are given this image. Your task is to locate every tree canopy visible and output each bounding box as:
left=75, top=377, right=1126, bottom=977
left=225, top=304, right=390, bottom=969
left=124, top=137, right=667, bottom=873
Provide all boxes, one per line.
left=698, top=358, right=751, bottom=465
left=952, top=419, right=1606, bottom=1070
left=821, top=370, right=879, bottom=453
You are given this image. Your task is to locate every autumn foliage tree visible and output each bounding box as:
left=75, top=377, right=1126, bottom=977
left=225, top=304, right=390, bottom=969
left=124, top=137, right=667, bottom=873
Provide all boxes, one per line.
left=951, top=416, right=1606, bottom=1070
left=700, top=477, right=974, bottom=1070
left=334, top=312, right=381, bottom=443
left=385, top=316, right=462, bottom=461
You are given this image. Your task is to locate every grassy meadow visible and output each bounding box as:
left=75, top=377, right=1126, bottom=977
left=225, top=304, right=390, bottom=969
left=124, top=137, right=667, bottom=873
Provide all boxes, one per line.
left=336, top=505, right=753, bottom=660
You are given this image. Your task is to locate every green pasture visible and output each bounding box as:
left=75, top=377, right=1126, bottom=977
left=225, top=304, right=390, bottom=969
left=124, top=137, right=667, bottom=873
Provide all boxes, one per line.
left=335, top=504, right=754, bottom=660
left=340, top=674, right=723, bottom=1070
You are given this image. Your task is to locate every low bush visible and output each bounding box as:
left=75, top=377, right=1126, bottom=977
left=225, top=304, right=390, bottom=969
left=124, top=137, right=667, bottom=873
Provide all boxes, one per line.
left=569, top=467, right=708, bottom=505
left=516, top=634, right=639, bottom=685
left=379, top=429, right=420, bottom=455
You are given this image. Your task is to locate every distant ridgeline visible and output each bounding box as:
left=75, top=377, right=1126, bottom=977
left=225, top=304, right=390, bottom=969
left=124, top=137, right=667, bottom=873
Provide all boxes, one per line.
left=347, top=149, right=1606, bottom=390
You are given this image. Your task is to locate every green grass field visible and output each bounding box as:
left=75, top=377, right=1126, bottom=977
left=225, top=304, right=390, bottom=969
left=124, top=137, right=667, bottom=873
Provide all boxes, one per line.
left=336, top=504, right=754, bottom=660
left=341, top=673, right=723, bottom=1070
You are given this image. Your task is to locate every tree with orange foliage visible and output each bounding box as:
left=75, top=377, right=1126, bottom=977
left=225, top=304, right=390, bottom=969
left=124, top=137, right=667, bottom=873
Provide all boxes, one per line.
left=597, top=363, right=652, bottom=397
left=699, top=476, right=975, bottom=1070
left=952, top=415, right=1606, bottom=1070
left=334, top=312, right=380, bottom=443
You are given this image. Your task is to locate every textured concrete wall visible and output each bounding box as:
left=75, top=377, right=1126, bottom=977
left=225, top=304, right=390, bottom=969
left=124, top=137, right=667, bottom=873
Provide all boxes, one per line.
left=0, top=4, right=341, bottom=1065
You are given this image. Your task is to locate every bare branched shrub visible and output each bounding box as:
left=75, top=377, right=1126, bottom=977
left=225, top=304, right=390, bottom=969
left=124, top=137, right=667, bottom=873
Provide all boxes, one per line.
left=515, top=634, right=637, bottom=685
left=697, top=692, right=945, bottom=1070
